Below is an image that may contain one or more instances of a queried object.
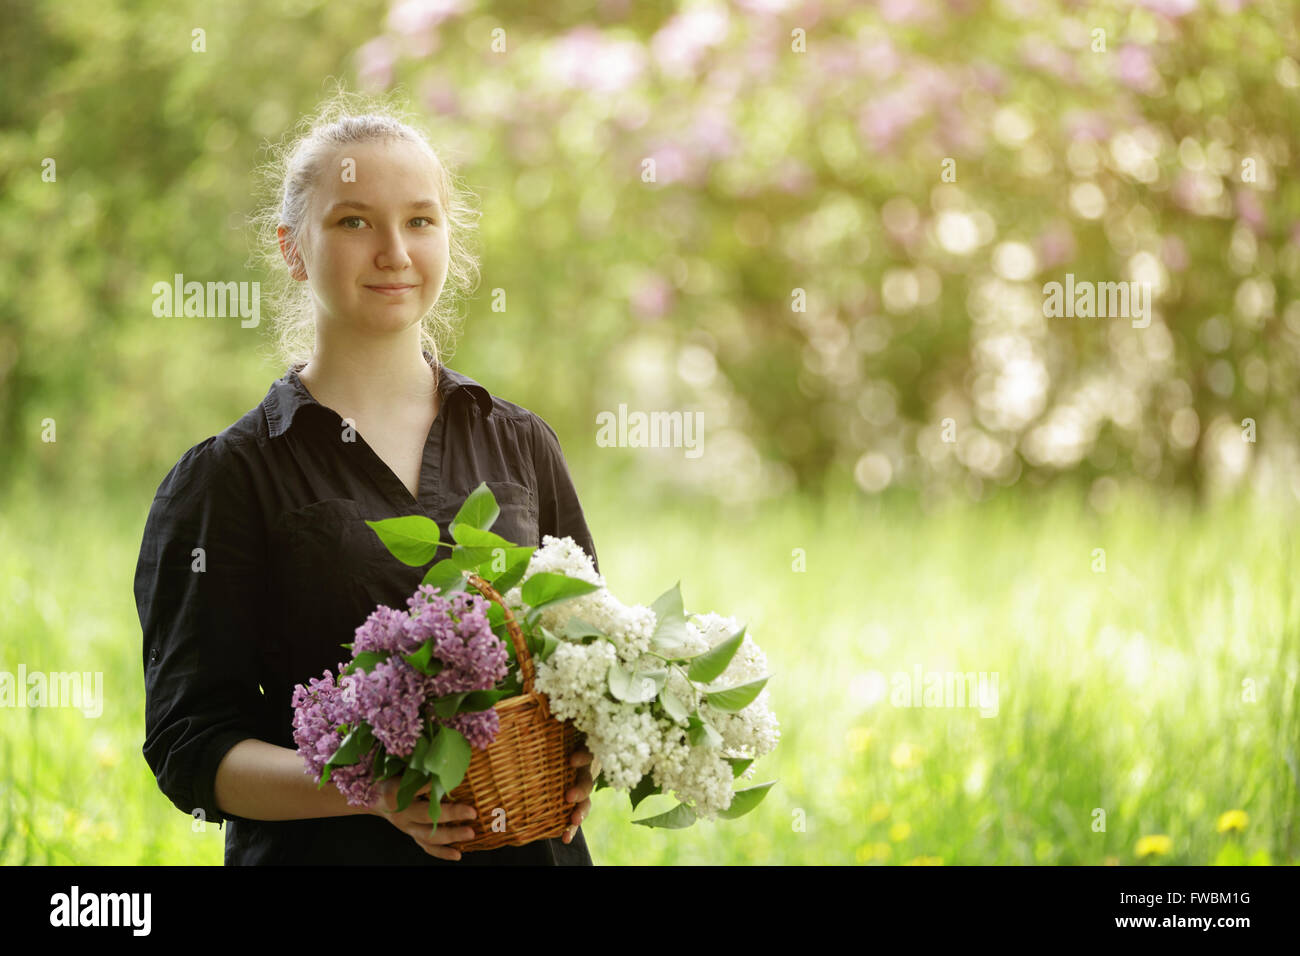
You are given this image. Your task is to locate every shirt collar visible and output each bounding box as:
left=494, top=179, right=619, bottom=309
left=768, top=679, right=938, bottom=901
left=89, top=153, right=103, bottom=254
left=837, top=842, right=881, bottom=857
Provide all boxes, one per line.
left=263, top=349, right=493, bottom=438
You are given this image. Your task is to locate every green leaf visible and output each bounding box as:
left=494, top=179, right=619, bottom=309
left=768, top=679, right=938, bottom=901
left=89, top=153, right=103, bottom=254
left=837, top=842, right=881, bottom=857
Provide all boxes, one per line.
left=726, top=757, right=754, bottom=778
left=450, top=523, right=516, bottom=550
left=451, top=482, right=500, bottom=534
left=562, top=617, right=606, bottom=642
left=631, top=802, right=698, bottom=829
left=449, top=546, right=498, bottom=570
left=717, top=781, right=776, bottom=819
left=395, top=763, right=430, bottom=813
left=426, top=726, right=473, bottom=789
left=659, top=687, right=691, bottom=723
left=687, top=712, right=723, bottom=749
left=460, top=689, right=507, bottom=711
left=608, top=660, right=669, bottom=703
left=685, top=625, right=747, bottom=683
left=649, top=582, right=693, bottom=657
left=536, top=626, right=561, bottom=662
left=342, top=650, right=391, bottom=676
left=327, top=723, right=374, bottom=768
left=365, top=515, right=444, bottom=566
left=497, top=670, right=523, bottom=698
left=522, top=572, right=600, bottom=610
left=408, top=735, right=429, bottom=770
left=487, top=547, right=536, bottom=594
left=402, top=640, right=445, bottom=677
left=628, top=775, right=662, bottom=811
left=650, top=581, right=685, bottom=621
left=525, top=607, right=545, bottom=633
left=705, top=676, right=770, bottom=713
left=425, top=777, right=447, bottom=825
left=593, top=770, right=610, bottom=792
left=421, top=559, right=468, bottom=594
left=433, top=692, right=469, bottom=719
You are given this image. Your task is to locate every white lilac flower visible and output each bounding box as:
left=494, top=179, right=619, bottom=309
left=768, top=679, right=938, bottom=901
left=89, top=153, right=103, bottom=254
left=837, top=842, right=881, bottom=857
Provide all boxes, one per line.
left=514, top=535, right=779, bottom=818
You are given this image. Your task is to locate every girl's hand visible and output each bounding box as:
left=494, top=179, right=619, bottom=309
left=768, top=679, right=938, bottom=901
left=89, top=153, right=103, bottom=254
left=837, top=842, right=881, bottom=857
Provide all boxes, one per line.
left=369, top=778, right=477, bottom=862
left=563, top=745, right=600, bottom=844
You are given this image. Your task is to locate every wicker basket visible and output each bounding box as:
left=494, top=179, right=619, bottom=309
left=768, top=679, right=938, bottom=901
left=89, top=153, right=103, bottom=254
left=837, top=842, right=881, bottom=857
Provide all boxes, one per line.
left=442, top=572, right=581, bottom=851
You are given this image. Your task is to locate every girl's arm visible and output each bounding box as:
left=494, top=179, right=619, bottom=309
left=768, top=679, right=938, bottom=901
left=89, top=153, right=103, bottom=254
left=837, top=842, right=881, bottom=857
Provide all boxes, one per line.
left=213, top=738, right=374, bottom=821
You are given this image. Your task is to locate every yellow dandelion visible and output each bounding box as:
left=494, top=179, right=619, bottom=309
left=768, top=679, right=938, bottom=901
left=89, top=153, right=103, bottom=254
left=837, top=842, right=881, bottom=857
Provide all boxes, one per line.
left=1135, top=834, right=1172, bottom=858
left=868, top=801, right=891, bottom=823
left=62, top=809, right=92, bottom=839
left=93, top=821, right=119, bottom=841
left=905, top=855, right=944, bottom=865
left=890, top=742, right=918, bottom=769
left=855, top=842, right=892, bottom=862
left=889, top=821, right=912, bottom=842
left=95, top=743, right=121, bottom=769
left=846, top=727, right=873, bottom=753
left=1215, top=810, right=1248, bottom=833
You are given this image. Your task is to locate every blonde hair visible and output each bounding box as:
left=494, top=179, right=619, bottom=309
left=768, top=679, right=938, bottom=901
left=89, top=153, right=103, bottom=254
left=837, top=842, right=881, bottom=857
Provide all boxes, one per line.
left=249, top=84, right=481, bottom=371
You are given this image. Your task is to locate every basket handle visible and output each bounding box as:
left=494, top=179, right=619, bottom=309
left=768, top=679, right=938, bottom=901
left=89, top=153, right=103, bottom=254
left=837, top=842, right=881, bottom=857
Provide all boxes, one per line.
left=466, top=573, right=546, bottom=714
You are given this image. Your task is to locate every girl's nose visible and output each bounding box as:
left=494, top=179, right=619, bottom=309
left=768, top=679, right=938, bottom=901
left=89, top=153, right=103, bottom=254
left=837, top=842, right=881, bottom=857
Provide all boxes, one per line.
left=375, top=229, right=412, bottom=268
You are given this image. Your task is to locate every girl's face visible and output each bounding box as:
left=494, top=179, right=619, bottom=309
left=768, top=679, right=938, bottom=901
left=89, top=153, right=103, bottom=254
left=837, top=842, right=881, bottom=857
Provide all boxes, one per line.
left=279, top=139, right=449, bottom=341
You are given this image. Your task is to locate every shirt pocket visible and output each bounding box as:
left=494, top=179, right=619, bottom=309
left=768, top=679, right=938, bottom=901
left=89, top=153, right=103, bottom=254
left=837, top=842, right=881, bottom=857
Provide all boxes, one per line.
left=435, top=479, right=540, bottom=549
left=269, top=499, right=426, bottom=675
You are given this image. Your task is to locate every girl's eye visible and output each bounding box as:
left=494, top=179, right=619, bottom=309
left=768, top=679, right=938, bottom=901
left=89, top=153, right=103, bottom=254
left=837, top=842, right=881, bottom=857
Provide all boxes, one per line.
left=337, top=216, right=436, bottom=228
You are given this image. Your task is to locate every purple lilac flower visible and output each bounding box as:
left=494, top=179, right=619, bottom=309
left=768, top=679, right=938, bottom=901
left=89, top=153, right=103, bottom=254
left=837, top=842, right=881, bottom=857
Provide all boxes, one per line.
left=437, top=708, right=501, bottom=750
left=405, top=586, right=509, bottom=695
left=291, top=584, right=511, bottom=807
left=352, top=605, right=416, bottom=655
left=290, top=666, right=353, bottom=780
left=329, top=758, right=382, bottom=809
left=348, top=657, right=431, bottom=758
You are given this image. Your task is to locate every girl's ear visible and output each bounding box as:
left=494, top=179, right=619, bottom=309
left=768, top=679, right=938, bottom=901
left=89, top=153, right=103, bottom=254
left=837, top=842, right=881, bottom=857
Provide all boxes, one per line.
left=277, top=225, right=309, bottom=281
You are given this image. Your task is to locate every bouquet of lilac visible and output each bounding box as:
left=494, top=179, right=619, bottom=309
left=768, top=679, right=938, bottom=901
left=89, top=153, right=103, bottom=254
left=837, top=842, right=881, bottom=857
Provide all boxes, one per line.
left=290, top=584, right=510, bottom=824
left=357, top=481, right=780, bottom=831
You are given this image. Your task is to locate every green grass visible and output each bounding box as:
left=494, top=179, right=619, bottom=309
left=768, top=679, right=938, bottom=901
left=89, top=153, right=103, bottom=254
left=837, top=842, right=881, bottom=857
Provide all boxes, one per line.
left=1, top=475, right=1296, bottom=865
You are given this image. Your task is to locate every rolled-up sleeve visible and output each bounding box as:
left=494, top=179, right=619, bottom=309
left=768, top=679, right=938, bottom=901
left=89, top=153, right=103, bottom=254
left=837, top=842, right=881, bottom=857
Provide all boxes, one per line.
left=529, top=415, right=600, bottom=576
left=134, top=436, right=268, bottom=828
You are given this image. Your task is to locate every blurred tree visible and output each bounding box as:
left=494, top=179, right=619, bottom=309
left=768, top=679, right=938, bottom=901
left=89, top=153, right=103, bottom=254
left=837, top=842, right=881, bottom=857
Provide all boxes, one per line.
left=1, top=0, right=1297, bottom=508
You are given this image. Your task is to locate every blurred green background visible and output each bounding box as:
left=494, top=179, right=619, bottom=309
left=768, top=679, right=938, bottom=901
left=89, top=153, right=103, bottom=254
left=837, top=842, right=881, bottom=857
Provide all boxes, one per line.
left=1, top=0, right=1298, bottom=864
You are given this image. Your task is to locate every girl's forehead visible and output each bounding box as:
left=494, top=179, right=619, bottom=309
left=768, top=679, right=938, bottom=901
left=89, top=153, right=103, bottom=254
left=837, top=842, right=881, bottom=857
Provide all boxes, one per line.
left=312, top=141, right=444, bottom=205
left=324, top=138, right=439, bottom=174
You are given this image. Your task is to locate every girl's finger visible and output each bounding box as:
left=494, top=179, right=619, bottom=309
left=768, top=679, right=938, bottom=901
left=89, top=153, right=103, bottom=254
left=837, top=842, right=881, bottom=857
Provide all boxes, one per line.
left=571, top=799, right=590, bottom=827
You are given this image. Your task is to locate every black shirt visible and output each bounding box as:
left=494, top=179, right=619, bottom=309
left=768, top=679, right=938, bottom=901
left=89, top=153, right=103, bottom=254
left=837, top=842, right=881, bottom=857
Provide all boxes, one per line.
left=133, top=350, right=598, bottom=865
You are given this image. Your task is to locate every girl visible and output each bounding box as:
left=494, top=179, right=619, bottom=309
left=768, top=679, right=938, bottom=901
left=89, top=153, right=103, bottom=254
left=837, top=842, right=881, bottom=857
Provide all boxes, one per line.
left=135, top=93, right=599, bottom=865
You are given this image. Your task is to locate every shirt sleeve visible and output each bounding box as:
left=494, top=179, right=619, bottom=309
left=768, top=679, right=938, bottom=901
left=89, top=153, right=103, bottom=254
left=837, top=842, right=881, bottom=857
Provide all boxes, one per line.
left=134, top=435, right=269, bottom=828
left=529, top=414, right=601, bottom=577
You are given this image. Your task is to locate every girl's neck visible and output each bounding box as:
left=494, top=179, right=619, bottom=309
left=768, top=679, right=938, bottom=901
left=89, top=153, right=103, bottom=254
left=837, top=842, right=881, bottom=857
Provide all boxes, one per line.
left=297, top=339, right=438, bottom=416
